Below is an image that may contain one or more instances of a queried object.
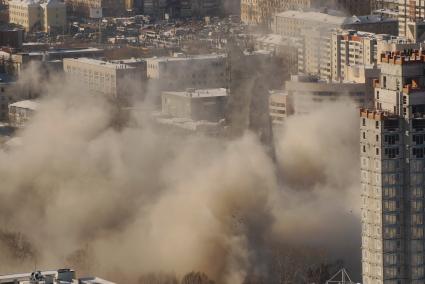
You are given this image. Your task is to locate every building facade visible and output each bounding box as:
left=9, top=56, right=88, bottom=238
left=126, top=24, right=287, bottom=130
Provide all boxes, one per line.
left=63, top=58, right=144, bottom=101
left=361, top=50, right=425, bottom=284
left=65, top=0, right=125, bottom=17
left=9, top=0, right=66, bottom=33
left=162, top=88, right=227, bottom=122
left=398, top=0, right=425, bottom=38
left=146, top=54, right=227, bottom=99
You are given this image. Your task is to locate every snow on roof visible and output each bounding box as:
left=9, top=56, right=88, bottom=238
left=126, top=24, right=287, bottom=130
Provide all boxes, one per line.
left=9, top=100, right=39, bottom=111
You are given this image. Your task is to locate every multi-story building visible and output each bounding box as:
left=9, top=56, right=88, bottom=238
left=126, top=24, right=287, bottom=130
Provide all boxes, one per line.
left=8, top=0, right=66, bottom=33
left=269, top=90, right=292, bottom=125
left=162, top=88, right=227, bottom=122
left=241, top=0, right=374, bottom=27
left=273, top=11, right=398, bottom=38
left=63, top=58, right=145, bottom=101
left=398, top=0, right=425, bottom=38
left=361, top=49, right=425, bottom=284
left=331, top=30, right=377, bottom=82
left=65, top=0, right=125, bottom=17
left=371, top=0, right=399, bottom=11
left=143, top=0, right=220, bottom=19
left=146, top=54, right=227, bottom=98
left=240, top=0, right=328, bottom=26
left=8, top=99, right=39, bottom=127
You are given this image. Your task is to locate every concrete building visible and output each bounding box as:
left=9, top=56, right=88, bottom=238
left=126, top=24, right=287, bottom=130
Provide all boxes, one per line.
left=360, top=49, right=425, bottom=284
left=272, top=11, right=398, bottom=38
left=9, top=0, right=66, bottom=33
left=286, top=75, right=366, bottom=114
left=269, top=90, right=292, bottom=125
left=161, top=88, right=227, bottom=122
left=0, top=25, right=24, bottom=48
left=371, top=0, right=399, bottom=11
left=8, top=99, right=38, bottom=128
left=253, top=34, right=298, bottom=82
left=65, top=0, right=125, bottom=17
left=63, top=58, right=145, bottom=101
left=143, top=0, right=220, bottom=19
left=398, top=0, right=425, bottom=38
left=0, top=73, right=34, bottom=121
left=146, top=54, right=227, bottom=98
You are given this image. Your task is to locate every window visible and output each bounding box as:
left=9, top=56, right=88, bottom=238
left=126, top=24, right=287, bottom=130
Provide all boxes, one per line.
left=363, top=132, right=366, bottom=139
left=363, top=145, right=366, bottom=153
left=376, top=135, right=379, bottom=142
left=362, top=118, right=366, bottom=126
left=376, top=148, right=380, bottom=155
left=376, top=121, right=379, bottom=129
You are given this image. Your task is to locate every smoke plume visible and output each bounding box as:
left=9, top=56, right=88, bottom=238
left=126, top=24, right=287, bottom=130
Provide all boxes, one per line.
left=0, top=68, right=361, bottom=283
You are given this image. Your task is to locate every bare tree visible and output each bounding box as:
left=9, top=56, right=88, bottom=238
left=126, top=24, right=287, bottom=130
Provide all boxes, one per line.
left=181, top=272, right=215, bottom=284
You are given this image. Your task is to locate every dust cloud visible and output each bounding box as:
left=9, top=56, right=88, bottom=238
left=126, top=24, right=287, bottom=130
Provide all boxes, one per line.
left=0, top=69, right=361, bottom=283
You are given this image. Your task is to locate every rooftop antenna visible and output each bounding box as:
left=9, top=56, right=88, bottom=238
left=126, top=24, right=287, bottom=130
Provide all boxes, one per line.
left=326, top=268, right=356, bottom=284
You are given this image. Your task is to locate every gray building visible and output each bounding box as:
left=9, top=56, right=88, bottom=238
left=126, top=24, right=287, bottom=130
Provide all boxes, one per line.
left=361, top=50, right=425, bottom=284
left=162, top=88, right=227, bottom=122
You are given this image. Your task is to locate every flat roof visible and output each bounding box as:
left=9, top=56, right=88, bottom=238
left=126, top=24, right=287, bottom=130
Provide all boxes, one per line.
left=64, top=58, right=136, bottom=70
left=9, top=100, right=39, bottom=110
left=163, top=88, right=227, bottom=98
left=146, top=54, right=226, bottom=63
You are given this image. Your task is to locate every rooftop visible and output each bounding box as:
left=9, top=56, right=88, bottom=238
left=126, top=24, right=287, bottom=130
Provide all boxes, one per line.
left=146, top=53, right=226, bottom=63
left=64, top=58, right=136, bottom=70
left=9, top=100, right=39, bottom=111
left=275, top=10, right=396, bottom=26
left=163, top=88, right=227, bottom=98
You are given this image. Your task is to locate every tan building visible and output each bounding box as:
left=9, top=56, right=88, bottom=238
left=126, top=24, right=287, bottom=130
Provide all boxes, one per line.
left=63, top=58, right=144, bottom=101
left=269, top=90, right=292, bottom=125
left=65, top=0, right=125, bottom=17
left=9, top=0, right=66, bottom=33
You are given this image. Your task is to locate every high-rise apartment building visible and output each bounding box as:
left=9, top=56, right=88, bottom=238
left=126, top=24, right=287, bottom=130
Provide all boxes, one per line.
left=361, top=50, right=425, bottom=284
left=398, top=0, right=425, bottom=38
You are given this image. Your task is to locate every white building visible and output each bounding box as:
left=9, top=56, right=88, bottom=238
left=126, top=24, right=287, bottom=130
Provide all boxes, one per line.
left=9, top=0, right=66, bottom=33
left=8, top=99, right=39, bottom=128
left=63, top=58, right=145, bottom=101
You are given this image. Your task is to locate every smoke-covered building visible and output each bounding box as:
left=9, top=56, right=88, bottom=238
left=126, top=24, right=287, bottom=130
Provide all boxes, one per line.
left=360, top=50, right=425, bottom=284
left=63, top=58, right=145, bottom=101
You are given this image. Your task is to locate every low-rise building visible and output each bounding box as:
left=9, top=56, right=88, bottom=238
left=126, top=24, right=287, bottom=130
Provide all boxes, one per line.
left=8, top=99, right=39, bottom=128
left=63, top=58, right=145, bottom=101
left=65, top=0, right=125, bottom=18
left=9, top=0, right=66, bottom=33
left=162, top=88, right=227, bottom=122
left=146, top=54, right=227, bottom=100
left=269, top=90, right=292, bottom=125
left=285, top=75, right=366, bottom=114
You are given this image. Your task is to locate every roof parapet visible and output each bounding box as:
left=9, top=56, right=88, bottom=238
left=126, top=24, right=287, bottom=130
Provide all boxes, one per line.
left=359, top=108, right=397, bottom=121
left=380, top=49, right=425, bottom=65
